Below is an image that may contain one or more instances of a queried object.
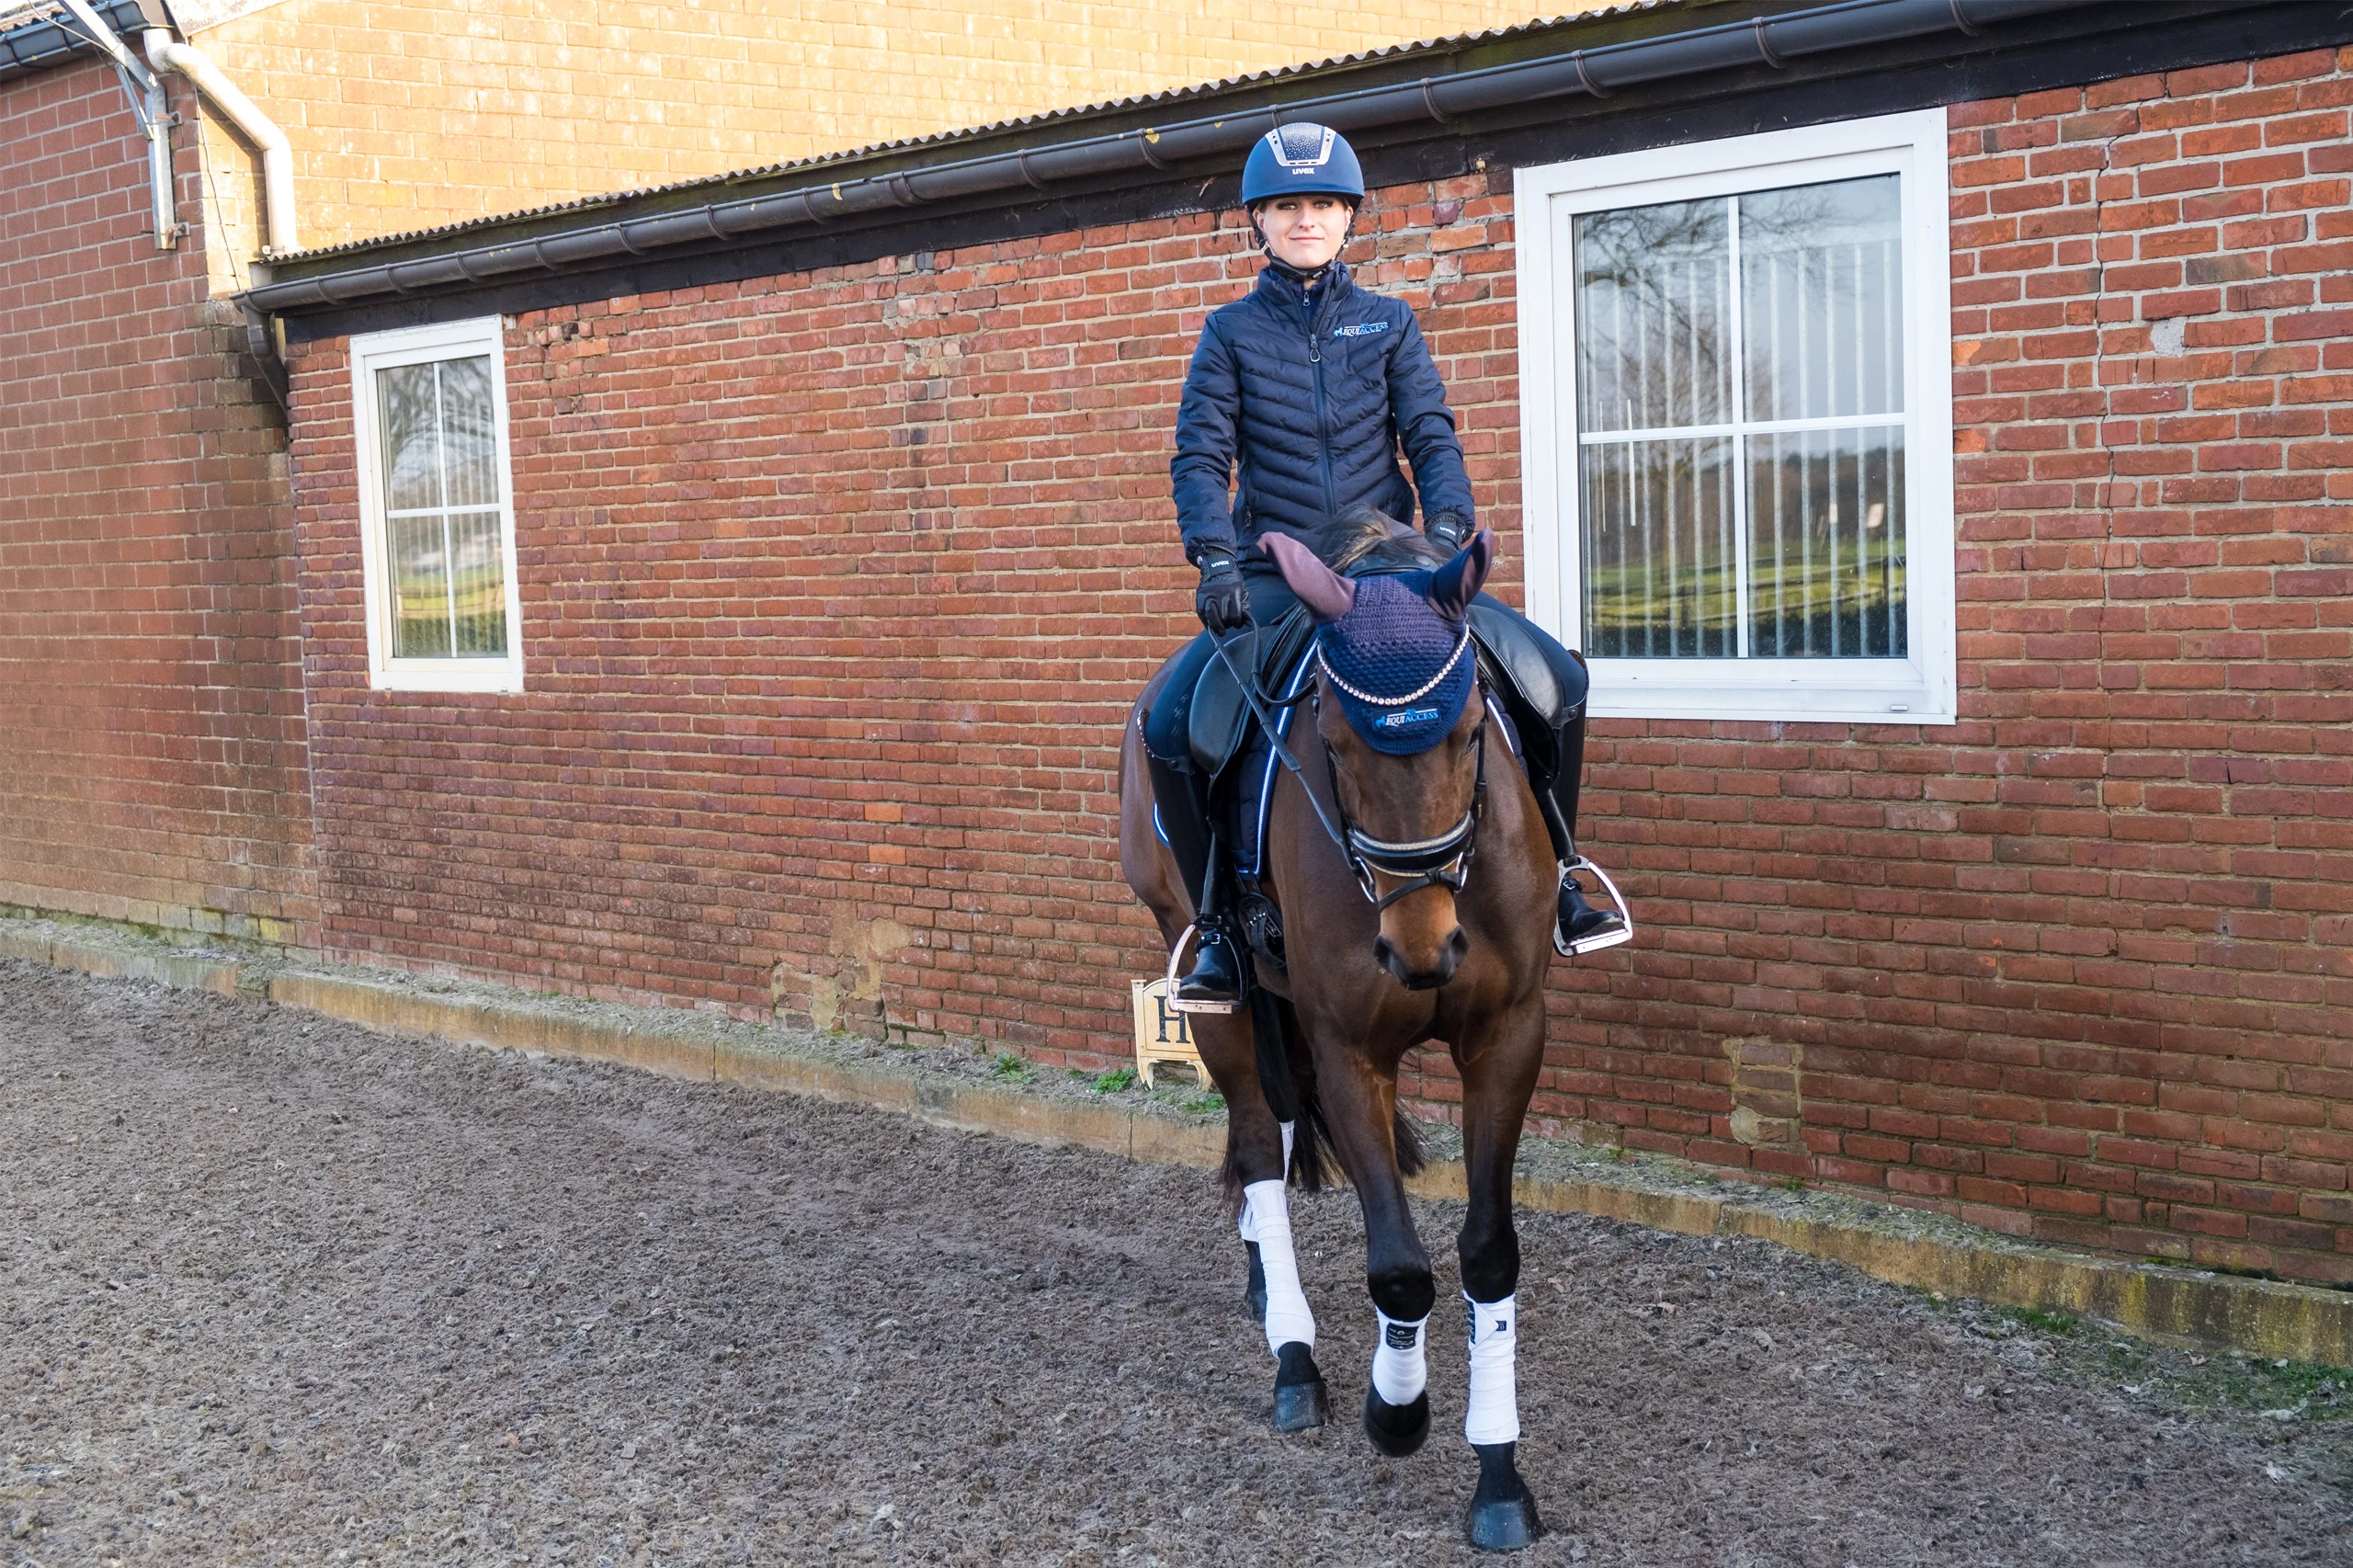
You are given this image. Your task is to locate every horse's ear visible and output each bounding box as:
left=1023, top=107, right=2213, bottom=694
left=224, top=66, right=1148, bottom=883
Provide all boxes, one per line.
left=1427, top=529, right=1495, bottom=621
left=1258, top=533, right=1358, bottom=623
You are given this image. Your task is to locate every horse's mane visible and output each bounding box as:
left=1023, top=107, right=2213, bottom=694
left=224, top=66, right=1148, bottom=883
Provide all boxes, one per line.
left=1309, top=504, right=1448, bottom=575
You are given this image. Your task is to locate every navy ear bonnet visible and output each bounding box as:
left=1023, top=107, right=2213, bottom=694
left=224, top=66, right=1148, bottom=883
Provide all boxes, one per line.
left=1315, top=573, right=1476, bottom=756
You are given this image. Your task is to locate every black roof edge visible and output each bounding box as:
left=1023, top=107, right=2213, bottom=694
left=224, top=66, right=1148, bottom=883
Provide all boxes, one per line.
left=250, top=0, right=2348, bottom=324
left=0, top=0, right=169, bottom=86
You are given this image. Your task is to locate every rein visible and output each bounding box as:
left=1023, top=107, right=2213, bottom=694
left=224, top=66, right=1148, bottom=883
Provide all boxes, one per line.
left=1208, top=631, right=1353, bottom=857
left=1209, top=622, right=1489, bottom=913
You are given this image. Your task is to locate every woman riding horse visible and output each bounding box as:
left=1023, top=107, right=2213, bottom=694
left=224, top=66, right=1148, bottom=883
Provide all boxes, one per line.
left=1142, top=120, right=1622, bottom=1014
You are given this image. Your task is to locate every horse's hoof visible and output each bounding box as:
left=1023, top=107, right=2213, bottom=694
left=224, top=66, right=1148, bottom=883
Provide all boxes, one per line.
left=1465, top=1441, right=1543, bottom=1552
left=1271, top=1341, right=1328, bottom=1432
left=1244, top=1241, right=1268, bottom=1324
left=1465, top=1494, right=1543, bottom=1553
left=1361, top=1384, right=1429, bottom=1456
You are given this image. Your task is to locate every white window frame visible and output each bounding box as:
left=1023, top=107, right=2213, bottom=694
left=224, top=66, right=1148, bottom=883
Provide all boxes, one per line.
left=1515, top=108, right=1957, bottom=724
left=349, top=316, right=526, bottom=694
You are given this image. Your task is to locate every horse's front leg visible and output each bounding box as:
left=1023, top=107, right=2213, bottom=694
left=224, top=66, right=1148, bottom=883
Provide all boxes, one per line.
left=1454, top=998, right=1548, bottom=1551
left=1183, top=1007, right=1324, bottom=1429
left=1313, top=1046, right=1435, bottom=1457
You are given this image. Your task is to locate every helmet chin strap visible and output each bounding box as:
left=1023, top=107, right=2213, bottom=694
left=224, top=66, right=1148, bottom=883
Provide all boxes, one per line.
left=1250, top=204, right=1357, bottom=284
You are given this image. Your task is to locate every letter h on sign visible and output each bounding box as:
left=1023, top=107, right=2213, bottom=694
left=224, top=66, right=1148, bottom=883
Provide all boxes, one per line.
left=1129, top=977, right=1206, bottom=1089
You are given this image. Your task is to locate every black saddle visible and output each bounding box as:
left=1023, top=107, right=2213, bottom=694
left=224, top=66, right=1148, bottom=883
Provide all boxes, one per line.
left=1186, top=595, right=1585, bottom=780
left=1186, top=608, right=1316, bottom=778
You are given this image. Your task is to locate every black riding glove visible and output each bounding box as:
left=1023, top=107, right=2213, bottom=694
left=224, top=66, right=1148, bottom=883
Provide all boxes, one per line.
left=1427, top=511, right=1472, bottom=551
left=1195, top=551, right=1251, bottom=634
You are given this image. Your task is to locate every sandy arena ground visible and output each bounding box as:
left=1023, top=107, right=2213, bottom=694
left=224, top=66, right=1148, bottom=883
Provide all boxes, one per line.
left=3, top=959, right=2349, bottom=1566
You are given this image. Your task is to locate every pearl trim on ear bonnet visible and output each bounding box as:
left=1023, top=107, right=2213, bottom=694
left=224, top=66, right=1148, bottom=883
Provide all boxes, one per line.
left=1313, top=574, right=1476, bottom=756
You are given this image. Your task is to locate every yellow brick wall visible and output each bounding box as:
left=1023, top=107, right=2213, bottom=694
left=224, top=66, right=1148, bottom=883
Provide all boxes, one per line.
left=179, top=0, right=1611, bottom=285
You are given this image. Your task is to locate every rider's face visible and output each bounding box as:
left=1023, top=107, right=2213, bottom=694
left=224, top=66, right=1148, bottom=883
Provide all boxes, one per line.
left=1252, top=195, right=1352, bottom=271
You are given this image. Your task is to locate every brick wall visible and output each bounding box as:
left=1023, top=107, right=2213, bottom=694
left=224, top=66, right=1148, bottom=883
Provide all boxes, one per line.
left=0, top=60, right=314, bottom=942
left=189, top=0, right=1597, bottom=268
left=281, top=46, right=2352, bottom=1284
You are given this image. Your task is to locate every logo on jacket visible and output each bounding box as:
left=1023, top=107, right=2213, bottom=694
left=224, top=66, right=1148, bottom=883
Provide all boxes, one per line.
left=1331, top=321, right=1392, bottom=339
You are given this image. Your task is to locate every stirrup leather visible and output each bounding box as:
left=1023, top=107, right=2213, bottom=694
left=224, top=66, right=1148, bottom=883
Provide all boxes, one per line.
left=1165, top=922, right=1245, bottom=1015
left=1556, top=857, right=1633, bottom=958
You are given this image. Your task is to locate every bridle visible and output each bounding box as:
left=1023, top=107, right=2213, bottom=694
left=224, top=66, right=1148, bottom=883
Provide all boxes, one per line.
left=1313, top=636, right=1489, bottom=910
left=1205, top=625, right=1488, bottom=915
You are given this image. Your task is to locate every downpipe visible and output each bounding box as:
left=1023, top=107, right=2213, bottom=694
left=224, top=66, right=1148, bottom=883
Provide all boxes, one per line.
left=142, top=28, right=297, bottom=258
left=54, top=0, right=176, bottom=249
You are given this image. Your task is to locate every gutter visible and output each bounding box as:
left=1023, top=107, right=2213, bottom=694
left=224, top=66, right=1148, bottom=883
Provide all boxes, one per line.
left=244, top=0, right=2100, bottom=315
left=142, top=27, right=296, bottom=256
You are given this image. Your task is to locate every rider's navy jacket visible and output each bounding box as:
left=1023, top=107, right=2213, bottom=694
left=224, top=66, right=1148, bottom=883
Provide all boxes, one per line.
left=1171, top=260, right=1475, bottom=567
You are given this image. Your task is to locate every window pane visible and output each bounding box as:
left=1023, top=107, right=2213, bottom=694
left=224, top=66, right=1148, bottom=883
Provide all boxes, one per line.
left=377, top=363, right=442, bottom=511
left=1581, top=437, right=1734, bottom=658
left=438, top=356, right=500, bottom=509
left=375, top=350, right=509, bottom=664
left=1574, top=198, right=1730, bottom=433
left=449, top=507, right=507, bottom=656
left=389, top=512, right=453, bottom=658
left=1741, top=175, right=1903, bottom=423
left=1748, top=426, right=1905, bottom=658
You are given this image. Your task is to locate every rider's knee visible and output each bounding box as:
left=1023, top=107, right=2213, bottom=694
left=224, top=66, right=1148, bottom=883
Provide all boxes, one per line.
left=1142, top=699, right=1193, bottom=771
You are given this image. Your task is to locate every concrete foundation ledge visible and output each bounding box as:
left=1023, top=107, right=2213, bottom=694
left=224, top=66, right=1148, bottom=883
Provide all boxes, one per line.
left=5, top=912, right=2347, bottom=1369
left=0, top=914, right=246, bottom=996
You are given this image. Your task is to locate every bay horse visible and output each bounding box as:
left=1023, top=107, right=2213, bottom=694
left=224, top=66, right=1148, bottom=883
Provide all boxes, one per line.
left=1119, top=521, right=1559, bottom=1551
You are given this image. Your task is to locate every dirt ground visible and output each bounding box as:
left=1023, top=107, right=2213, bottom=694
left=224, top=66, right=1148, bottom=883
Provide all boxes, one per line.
left=3, top=960, right=2349, bottom=1568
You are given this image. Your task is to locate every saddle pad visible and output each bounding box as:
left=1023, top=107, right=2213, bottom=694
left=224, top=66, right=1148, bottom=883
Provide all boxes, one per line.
left=1186, top=606, right=1315, bottom=778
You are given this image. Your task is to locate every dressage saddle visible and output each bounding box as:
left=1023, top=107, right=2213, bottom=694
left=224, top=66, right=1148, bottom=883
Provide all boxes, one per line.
left=1185, top=597, right=1579, bottom=783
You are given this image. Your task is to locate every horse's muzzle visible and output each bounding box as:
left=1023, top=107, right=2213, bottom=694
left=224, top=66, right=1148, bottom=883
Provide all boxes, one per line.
left=1373, top=926, right=1468, bottom=990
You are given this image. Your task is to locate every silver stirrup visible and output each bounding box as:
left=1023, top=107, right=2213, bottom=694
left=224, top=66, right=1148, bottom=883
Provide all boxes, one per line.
left=1165, top=922, right=1245, bottom=1015
left=1556, top=857, right=1634, bottom=958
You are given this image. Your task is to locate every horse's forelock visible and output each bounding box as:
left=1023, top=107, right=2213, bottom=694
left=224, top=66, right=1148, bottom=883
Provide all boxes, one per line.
left=1312, top=505, right=1447, bottom=574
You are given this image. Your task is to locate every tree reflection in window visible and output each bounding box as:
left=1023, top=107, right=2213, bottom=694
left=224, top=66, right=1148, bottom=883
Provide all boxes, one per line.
left=1574, top=175, right=1905, bottom=660
left=377, top=355, right=506, bottom=659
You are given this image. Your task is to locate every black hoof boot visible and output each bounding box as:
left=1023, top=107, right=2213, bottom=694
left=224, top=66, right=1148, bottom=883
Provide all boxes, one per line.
left=1176, top=926, right=1245, bottom=1011
left=1558, top=881, right=1625, bottom=948
left=1361, top=1384, right=1430, bottom=1457
left=1465, top=1441, right=1543, bottom=1552
left=1243, top=1241, right=1268, bottom=1324
left=1270, top=1341, right=1329, bottom=1433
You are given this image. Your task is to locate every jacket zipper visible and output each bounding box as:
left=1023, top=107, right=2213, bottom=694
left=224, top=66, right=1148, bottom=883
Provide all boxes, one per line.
left=1306, top=286, right=1338, bottom=517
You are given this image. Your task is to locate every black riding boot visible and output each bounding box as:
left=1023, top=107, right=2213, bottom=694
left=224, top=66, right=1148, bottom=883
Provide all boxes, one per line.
left=1526, top=710, right=1627, bottom=951
left=1145, top=751, right=1245, bottom=1010
left=1181, top=841, right=1246, bottom=1011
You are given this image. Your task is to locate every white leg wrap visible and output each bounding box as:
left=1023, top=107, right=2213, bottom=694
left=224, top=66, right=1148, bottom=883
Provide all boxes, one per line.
left=1234, top=1122, right=1297, bottom=1245
left=1244, top=1178, right=1314, bottom=1354
left=1463, top=1292, right=1520, bottom=1446
left=1370, top=1310, right=1428, bottom=1404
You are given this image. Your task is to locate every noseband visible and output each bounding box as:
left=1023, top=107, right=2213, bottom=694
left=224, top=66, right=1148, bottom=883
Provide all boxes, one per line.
left=1203, top=625, right=1490, bottom=914
left=1312, top=632, right=1489, bottom=911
